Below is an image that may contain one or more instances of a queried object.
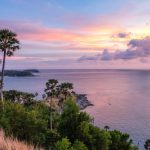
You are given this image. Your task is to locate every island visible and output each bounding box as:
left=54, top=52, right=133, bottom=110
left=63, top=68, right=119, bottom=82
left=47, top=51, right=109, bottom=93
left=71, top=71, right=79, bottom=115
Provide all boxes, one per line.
left=24, top=69, right=40, bottom=73
left=0, top=69, right=40, bottom=77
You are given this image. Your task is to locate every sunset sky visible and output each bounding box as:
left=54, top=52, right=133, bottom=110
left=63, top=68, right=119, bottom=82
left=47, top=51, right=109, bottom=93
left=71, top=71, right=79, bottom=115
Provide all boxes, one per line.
left=0, top=0, right=150, bottom=69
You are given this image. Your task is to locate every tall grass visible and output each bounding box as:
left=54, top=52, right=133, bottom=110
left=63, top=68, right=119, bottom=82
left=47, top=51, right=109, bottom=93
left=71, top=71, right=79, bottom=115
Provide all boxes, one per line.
left=0, top=130, right=42, bottom=150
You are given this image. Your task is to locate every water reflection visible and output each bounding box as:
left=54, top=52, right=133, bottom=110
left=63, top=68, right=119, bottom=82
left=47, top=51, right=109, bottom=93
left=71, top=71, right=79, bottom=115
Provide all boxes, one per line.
left=4, top=69, right=150, bottom=149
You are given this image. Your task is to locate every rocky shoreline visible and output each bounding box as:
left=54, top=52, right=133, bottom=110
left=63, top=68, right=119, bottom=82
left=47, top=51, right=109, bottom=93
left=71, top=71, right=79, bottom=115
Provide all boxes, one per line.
left=76, top=94, right=93, bottom=110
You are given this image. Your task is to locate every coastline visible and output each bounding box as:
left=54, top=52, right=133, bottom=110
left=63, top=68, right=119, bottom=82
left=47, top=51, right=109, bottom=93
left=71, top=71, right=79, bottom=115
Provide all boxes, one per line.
left=76, top=94, right=93, bottom=110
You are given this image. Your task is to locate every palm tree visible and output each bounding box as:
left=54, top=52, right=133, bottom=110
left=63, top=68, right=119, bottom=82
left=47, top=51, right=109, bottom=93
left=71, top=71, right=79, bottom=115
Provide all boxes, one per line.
left=59, top=82, right=73, bottom=100
left=0, top=29, right=20, bottom=102
left=104, top=125, right=110, bottom=131
left=57, top=82, right=73, bottom=108
left=44, top=79, right=58, bottom=130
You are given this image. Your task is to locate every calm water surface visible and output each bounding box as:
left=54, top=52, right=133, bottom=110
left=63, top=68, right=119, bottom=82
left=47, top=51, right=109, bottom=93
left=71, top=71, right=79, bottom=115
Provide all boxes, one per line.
left=4, top=69, right=150, bottom=149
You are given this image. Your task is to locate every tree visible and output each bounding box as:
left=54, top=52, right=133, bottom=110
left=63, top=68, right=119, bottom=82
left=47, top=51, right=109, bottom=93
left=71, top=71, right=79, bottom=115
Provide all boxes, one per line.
left=0, top=29, right=20, bottom=102
left=57, top=82, right=73, bottom=108
left=3, top=90, right=36, bottom=106
left=55, top=138, right=88, bottom=150
left=109, top=130, right=134, bottom=150
left=144, top=139, right=150, bottom=150
left=58, top=98, right=112, bottom=150
left=55, top=138, right=72, bottom=150
left=104, top=125, right=110, bottom=131
left=77, top=122, right=111, bottom=150
left=44, top=79, right=58, bottom=130
left=58, top=97, right=81, bottom=141
left=72, top=140, right=88, bottom=150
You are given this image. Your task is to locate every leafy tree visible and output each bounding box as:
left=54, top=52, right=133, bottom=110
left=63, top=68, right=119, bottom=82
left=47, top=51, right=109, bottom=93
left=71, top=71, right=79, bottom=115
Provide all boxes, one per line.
left=109, top=130, right=134, bottom=150
left=59, top=98, right=111, bottom=150
left=144, top=139, right=150, bottom=150
left=3, top=90, right=36, bottom=106
left=45, top=79, right=58, bottom=99
left=104, top=125, right=110, bottom=131
left=0, top=84, right=139, bottom=150
left=72, top=140, right=88, bottom=150
left=77, top=122, right=111, bottom=150
left=0, top=29, right=20, bottom=102
left=55, top=138, right=72, bottom=150
left=55, top=138, right=88, bottom=150
left=44, top=79, right=58, bottom=130
left=58, top=82, right=73, bottom=107
left=0, top=101, right=52, bottom=148
left=58, top=97, right=81, bottom=141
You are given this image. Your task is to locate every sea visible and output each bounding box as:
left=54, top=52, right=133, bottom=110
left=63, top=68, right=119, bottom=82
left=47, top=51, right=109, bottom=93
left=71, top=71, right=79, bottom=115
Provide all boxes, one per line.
left=4, top=69, right=150, bottom=149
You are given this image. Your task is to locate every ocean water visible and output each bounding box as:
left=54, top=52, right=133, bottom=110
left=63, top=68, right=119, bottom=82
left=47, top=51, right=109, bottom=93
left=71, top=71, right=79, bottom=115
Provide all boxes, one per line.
left=4, top=69, right=150, bottom=149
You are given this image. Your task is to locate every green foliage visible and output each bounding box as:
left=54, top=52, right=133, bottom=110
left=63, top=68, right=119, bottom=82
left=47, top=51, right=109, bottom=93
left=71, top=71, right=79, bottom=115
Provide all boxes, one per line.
left=55, top=138, right=72, bottom=150
left=45, top=79, right=58, bottom=98
left=144, top=139, right=150, bottom=150
left=59, top=98, right=91, bottom=141
left=72, top=140, right=88, bottom=150
left=0, top=29, right=20, bottom=102
left=44, top=79, right=74, bottom=107
left=3, top=90, right=37, bottom=106
left=0, top=83, right=138, bottom=150
left=0, top=101, right=54, bottom=148
left=58, top=98, right=136, bottom=150
left=59, top=98, right=110, bottom=150
left=109, top=130, right=134, bottom=150
left=77, top=122, right=111, bottom=150
left=57, top=82, right=73, bottom=100
left=0, top=29, right=20, bottom=55
left=55, top=138, right=88, bottom=150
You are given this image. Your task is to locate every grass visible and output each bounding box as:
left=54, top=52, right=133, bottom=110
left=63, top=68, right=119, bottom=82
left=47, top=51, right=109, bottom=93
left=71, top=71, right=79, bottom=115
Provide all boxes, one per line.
left=0, top=130, right=42, bottom=150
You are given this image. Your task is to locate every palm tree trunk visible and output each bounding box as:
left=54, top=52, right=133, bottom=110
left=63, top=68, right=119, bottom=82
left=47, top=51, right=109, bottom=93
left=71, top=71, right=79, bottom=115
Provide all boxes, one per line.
left=50, top=97, right=53, bottom=131
left=0, top=50, right=6, bottom=103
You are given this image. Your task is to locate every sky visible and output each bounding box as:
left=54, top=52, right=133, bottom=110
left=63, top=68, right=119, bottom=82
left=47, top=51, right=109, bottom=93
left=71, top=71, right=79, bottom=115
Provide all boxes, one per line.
left=0, top=0, right=150, bottom=69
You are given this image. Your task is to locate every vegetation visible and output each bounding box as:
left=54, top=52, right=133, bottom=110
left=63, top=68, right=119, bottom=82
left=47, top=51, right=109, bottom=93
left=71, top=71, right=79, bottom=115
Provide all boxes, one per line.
left=55, top=138, right=88, bottom=150
left=0, top=130, right=42, bottom=150
left=144, top=139, right=150, bottom=150
left=44, top=79, right=59, bottom=131
left=0, top=78, right=139, bottom=150
left=0, top=70, right=35, bottom=77
left=0, top=69, right=40, bottom=77
left=25, top=69, right=39, bottom=73
left=0, top=29, right=144, bottom=150
left=0, top=29, right=20, bottom=101
left=44, top=79, right=75, bottom=131
left=3, top=90, right=37, bottom=106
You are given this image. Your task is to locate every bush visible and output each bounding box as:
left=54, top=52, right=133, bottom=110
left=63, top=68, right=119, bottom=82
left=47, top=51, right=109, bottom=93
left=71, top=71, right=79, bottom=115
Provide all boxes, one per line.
left=0, top=101, right=51, bottom=147
left=0, top=97, right=138, bottom=150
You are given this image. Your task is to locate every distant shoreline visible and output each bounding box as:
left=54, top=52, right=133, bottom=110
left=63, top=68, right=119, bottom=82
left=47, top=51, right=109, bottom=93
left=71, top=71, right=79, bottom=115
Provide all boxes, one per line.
left=1, top=69, right=40, bottom=77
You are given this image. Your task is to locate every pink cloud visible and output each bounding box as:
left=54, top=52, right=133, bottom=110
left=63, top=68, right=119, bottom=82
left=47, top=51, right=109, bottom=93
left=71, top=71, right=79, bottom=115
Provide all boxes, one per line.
left=0, top=20, right=86, bottom=42
left=0, top=19, right=125, bottom=52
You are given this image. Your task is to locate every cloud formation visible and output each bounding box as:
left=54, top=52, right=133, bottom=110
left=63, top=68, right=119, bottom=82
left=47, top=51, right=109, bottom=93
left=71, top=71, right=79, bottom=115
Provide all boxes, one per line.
left=0, top=19, right=129, bottom=53
left=117, top=32, right=131, bottom=38
left=78, top=37, right=150, bottom=62
left=0, top=20, right=86, bottom=42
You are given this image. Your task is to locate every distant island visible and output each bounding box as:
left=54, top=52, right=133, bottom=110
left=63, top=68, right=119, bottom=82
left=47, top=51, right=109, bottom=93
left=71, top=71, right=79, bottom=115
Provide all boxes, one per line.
left=24, top=69, right=40, bottom=73
left=0, top=69, right=40, bottom=77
